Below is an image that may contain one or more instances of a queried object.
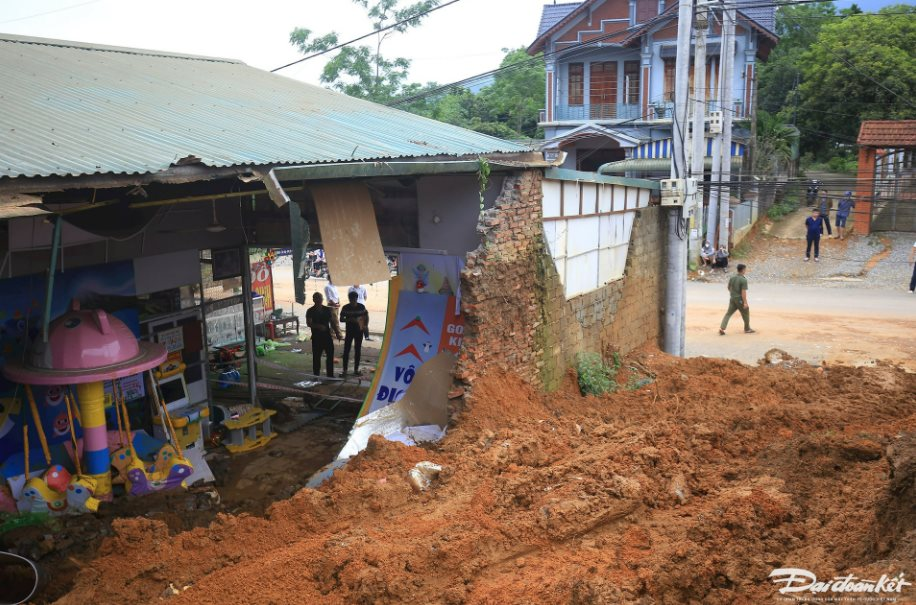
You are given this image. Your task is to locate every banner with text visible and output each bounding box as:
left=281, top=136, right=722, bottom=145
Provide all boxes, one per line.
left=359, top=253, right=464, bottom=417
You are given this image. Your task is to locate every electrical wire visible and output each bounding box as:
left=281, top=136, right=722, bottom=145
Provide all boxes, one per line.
left=0, top=0, right=103, bottom=25
left=271, top=0, right=463, bottom=73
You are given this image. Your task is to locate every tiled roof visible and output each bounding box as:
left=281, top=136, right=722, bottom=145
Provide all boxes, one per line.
left=532, top=0, right=776, bottom=50
left=536, top=2, right=583, bottom=38
left=737, top=1, right=776, bottom=34
left=857, top=120, right=916, bottom=147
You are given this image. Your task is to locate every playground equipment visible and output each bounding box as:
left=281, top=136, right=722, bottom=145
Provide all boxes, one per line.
left=3, top=300, right=170, bottom=504
left=212, top=404, right=276, bottom=454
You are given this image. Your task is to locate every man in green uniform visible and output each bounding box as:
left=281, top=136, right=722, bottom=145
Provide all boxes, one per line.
left=719, top=263, right=755, bottom=335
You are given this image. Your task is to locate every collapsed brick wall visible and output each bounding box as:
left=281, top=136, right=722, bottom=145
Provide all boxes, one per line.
left=455, top=169, right=666, bottom=393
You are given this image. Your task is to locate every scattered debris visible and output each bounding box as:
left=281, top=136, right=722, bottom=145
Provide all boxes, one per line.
left=407, top=462, right=442, bottom=492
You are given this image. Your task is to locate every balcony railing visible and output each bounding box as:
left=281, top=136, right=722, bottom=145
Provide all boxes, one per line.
left=552, top=103, right=642, bottom=122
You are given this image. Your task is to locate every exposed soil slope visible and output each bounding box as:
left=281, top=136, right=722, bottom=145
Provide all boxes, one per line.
left=54, top=350, right=916, bottom=604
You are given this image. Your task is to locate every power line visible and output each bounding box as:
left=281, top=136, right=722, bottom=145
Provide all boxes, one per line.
left=0, top=0, right=104, bottom=24
left=271, top=0, right=463, bottom=73
left=388, top=0, right=829, bottom=108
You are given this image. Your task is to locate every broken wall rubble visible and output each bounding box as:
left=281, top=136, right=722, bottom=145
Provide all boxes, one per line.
left=456, top=169, right=666, bottom=392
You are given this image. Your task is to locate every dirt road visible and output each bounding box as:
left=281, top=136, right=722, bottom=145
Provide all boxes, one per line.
left=687, top=281, right=916, bottom=369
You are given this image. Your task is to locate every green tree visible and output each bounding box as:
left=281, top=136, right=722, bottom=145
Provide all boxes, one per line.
left=474, top=47, right=545, bottom=138
left=757, top=1, right=836, bottom=117
left=754, top=110, right=797, bottom=174
left=289, top=0, right=441, bottom=102
left=796, top=5, right=916, bottom=154
left=408, top=47, right=544, bottom=139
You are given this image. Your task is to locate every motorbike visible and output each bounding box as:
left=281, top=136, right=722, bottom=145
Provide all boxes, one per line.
left=806, top=179, right=821, bottom=206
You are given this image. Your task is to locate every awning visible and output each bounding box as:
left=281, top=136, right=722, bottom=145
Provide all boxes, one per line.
left=598, top=156, right=743, bottom=174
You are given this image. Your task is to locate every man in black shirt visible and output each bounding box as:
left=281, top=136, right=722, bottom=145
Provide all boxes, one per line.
left=305, top=292, right=341, bottom=377
left=339, top=291, right=369, bottom=376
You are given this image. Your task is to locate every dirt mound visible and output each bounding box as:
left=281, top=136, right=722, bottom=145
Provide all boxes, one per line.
left=51, top=350, right=916, bottom=604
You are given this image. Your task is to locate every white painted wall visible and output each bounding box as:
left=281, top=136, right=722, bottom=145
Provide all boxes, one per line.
left=542, top=176, right=651, bottom=298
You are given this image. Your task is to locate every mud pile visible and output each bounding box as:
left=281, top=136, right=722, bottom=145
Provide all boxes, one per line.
left=53, top=350, right=915, bottom=604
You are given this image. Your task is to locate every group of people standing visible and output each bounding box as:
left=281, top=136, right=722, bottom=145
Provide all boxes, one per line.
left=804, top=190, right=855, bottom=262
left=305, top=278, right=374, bottom=378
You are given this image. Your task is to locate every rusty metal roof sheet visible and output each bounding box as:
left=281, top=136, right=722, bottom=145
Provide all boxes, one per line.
left=0, top=34, right=528, bottom=181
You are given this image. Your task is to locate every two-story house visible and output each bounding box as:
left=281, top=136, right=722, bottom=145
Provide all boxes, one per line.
left=528, top=0, right=777, bottom=173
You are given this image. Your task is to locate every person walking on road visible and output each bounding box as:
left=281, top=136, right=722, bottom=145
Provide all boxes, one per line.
left=835, top=191, right=855, bottom=240
left=818, top=191, right=833, bottom=237
left=805, top=209, right=823, bottom=262
left=909, top=240, right=916, bottom=294
left=305, top=292, right=342, bottom=378
left=719, top=264, right=754, bottom=335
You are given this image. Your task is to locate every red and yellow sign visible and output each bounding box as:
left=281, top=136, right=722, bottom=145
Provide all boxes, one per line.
left=250, top=261, right=274, bottom=312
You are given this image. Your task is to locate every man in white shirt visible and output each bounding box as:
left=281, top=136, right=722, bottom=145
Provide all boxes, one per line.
left=325, top=277, right=342, bottom=335
left=348, top=284, right=372, bottom=340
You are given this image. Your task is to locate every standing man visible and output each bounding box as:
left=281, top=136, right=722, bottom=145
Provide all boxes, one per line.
left=339, top=291, right=369, bottom=376
left=719, top=263, right=755, bottom=335
left=349, top=284, right=372, bottom=341
left=818, top=190, right=833, bottom=237
left=835, top=191, right=855, bottom=240
left=305, top=292, right=341, bottom=378
left=324, top=276, right=342, bottom=338
left=805, top=208, right=823, bottom=262
left=909, top=240, right=916, bottom=294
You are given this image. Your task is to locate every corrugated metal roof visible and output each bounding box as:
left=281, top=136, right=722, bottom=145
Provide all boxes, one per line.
left=537, top=2, right=582, bottom=38
left=858, top=120, right=916, bottom=147
left=0, top=34, right=528, bottom=181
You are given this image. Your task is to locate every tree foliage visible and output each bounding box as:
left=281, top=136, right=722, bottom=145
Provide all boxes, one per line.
left=795, top=4, right=916, bottom=154
left=289, top=0, right=441, bottom=103
left=409, top=48, right=545, bottom=139
left=754, top=110, right=797, bottom=174
left=758, top=4, right=916, bottom=157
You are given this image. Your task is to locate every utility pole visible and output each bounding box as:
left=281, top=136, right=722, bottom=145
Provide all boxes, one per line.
left=664, top=0, right=693, bottom=357
left=718, top=0, right=736, bottom=251
left=689, top=0, right=708, bottom=268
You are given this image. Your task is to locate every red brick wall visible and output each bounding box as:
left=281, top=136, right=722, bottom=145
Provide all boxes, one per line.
left=454, top=170, right=666, bottom=393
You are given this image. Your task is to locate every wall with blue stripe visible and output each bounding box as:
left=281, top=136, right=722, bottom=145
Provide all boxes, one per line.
left=631, top=138, right=745, bottom=159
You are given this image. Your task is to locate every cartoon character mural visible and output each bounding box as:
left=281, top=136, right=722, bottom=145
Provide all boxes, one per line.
left=0, top=261, right=137, bottom=465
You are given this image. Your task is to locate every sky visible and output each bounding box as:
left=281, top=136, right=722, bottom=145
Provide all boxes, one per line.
left=0, top=0, right=903, bottom=91
left=0, top=0, right=550, bottom=88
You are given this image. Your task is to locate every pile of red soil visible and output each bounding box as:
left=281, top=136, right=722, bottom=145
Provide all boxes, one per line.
left=52, top=350, right=915, bottom=604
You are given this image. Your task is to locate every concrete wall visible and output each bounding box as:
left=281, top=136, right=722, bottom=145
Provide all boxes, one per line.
left=455, top=169, right=666, bottom=393
left=416, top=175, right=503, bottom=257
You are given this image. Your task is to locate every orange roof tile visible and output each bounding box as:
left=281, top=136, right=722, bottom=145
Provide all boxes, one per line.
left=857, top=120, right=916, bottom=147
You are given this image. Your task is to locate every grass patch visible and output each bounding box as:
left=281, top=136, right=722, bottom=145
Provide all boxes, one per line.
left=767, top=199, right=798, bottom=220
left=575, top=352, right=620, bottom=396
left=730, top=238, right=753, bottom=259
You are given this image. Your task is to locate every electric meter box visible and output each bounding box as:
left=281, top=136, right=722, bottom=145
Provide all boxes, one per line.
left=660, top=178, right=697, bottom=207
left=708, top=111, right=723, bottom=134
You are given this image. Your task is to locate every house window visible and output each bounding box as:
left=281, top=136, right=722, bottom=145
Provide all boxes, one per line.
left=589, top=62, right=618, bottom=119
left=636, top=0, right=656, bottom=22
left=663, top=59, right=676, bottom=101
left=624, top=61, right=640, bottom=105
left=568, top=63, right=584, bottom=106
left=658, top=0, right=665, bottom=13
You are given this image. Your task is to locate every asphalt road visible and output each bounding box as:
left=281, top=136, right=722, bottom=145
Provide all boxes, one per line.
left=686, top=281, right=916, bottom=369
